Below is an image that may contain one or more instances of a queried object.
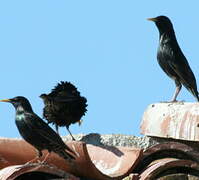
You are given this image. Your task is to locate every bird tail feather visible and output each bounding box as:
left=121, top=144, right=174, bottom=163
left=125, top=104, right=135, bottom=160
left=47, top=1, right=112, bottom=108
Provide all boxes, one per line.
left=197, top=92, right=199, bottom=102
left=56, top=148, right=76, bottom=161
left=54, top=144, right=76, bottom=161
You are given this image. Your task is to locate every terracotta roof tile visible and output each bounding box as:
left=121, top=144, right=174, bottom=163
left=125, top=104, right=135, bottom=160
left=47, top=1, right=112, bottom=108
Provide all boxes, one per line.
left=0, top=164, right=79, bottom=180
left=139, top=158, right=199, bottom=180
left=0, top=137, right=143, bottom=180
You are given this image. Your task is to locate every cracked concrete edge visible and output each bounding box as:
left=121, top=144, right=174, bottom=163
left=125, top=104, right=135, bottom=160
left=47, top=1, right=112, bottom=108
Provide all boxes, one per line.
left=63, top=133, right=199, bottom=151
left=2, top=133, right=196, bottom=150
left=62, top=133, right=158, bottom=149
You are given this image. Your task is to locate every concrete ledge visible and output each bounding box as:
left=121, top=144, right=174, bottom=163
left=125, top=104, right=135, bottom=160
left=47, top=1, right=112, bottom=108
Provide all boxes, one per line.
left=140, top=102, right=199, bottom=141
left=64, top=133, right=152, bottom=148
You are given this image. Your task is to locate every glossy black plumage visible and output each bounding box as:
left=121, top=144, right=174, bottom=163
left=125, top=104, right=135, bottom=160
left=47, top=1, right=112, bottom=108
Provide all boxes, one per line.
left=148, top=16, right=199, bottom=102
left=40, top=81, right=87, bottom=140
left=0, top=96, right=76, bottom=162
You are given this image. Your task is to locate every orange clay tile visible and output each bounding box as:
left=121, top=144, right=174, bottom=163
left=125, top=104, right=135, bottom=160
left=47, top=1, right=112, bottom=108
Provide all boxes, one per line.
left=0, top=164, right=79, bottom=180
left=0, top=137, right=143, bottom=180
left=139, top=158, right=199, bottom=180
left=134, top=142, right=199, bottom=173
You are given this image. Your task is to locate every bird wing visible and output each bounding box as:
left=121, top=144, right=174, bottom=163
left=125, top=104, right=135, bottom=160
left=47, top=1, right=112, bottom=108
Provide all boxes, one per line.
left=169, top=47, right=198, bottom=93
left=157, top=45, right=180, bottom=79
left=158, top=37, right=198, bottom=99
left=25, top=112, right=75, bottom=155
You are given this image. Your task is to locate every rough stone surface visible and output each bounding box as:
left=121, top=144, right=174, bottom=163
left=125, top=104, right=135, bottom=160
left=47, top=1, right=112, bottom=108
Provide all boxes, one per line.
left=62, top=133, right=158, bottom=149
left=62, top=133, right=199, bottom=153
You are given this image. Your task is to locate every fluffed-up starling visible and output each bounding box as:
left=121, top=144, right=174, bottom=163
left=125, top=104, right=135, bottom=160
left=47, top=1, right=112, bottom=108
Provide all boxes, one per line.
left=40, top=81, right=87, bottom=140
left=148, top=15, right=199, bottom=102
left=0, top=96, right=76, bottom=163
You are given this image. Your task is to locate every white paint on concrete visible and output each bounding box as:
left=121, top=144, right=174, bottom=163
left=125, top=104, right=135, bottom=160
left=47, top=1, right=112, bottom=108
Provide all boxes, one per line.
left=141, top=102, right=199, bottom=141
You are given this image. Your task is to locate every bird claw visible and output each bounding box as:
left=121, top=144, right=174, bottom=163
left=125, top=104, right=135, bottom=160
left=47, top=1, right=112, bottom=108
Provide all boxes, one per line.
left=159, top=100, right=185, bottom=106
left=160, top=100, right=185, bottom=103
left=25, top=160, right=41, bottom=165
left=159, top=101, right=171, bottom=103
left=22, top=159, right=48, bottom=167
left=169, top=100, right=185, bottom=104
left=16, top=162, right=39, bottom=169
left=71, top=137, right=76, bottom=141
left=37, top=161, right=49, bottom=165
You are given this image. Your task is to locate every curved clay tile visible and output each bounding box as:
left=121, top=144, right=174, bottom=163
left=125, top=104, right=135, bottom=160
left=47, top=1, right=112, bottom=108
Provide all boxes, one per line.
left=139, top=158, right=199, bottom=179
left=0, top=164, right=79, bottom=180
left=86, top=144, right=142, bottom=178
left=141, top=102, right=199, bottom=141
left=0, top=137, right=143, bottom=180
left=134, top=142, right=199, bottom=173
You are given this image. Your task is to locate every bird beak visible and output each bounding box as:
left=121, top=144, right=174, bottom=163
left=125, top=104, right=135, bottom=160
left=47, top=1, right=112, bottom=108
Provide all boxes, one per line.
left=0, top=99, right=11, bottom=102
left=147, top=17, right=157, bottom=22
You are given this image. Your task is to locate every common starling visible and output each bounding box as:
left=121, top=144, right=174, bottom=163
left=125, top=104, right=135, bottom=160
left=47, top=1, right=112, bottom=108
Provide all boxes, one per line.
left=40, top=81, right=87, bottom=140
left=0, top=96, right=76, bottom=163
left=148, top=16, right=199, bottom=102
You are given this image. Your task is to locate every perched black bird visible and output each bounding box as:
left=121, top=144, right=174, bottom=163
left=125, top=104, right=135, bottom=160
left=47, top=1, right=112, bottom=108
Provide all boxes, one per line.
left=148, top=16, right=199, bottom=102
left=40, top=81, right=87, bottom=140
left=0, top=96, right=76, bottom=163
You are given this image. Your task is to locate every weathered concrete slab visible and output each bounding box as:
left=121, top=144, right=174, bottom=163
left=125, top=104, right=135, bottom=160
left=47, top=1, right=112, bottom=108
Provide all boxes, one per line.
left=140, top=102, right=199, bottom=141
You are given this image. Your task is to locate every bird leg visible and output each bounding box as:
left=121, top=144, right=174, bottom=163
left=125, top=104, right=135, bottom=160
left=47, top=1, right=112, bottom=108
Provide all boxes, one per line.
left=24, top=149, right=42, bottom=165
left=171, top=81, right=182, bottom=102
left=25, top=157, right=40, bottom=165
left=41, top=152, right=51, bottom=163
left=55, top=124, right=59, bottom=135
left=66, top=126, right=76, bottom=141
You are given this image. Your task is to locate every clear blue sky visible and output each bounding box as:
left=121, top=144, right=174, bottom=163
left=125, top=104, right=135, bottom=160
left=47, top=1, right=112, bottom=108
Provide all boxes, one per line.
left=0, top=1, right=198, bottom=138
